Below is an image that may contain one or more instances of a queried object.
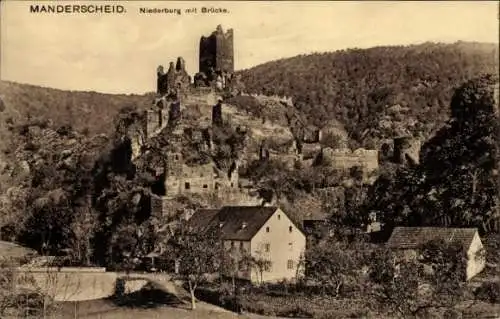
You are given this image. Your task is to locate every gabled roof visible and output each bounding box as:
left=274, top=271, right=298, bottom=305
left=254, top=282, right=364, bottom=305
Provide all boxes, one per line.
left=217, top=206, right=278, bottom=241
left=386, top=227, right=479, bottom=250
left=186, top=209, right=220, bottom=234
left=187, top=206, right=279, bottom=241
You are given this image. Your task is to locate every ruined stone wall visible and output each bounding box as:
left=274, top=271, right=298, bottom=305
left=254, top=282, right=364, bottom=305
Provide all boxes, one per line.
left=212, top=102, right=223, bottom=126
left=162, top=150, right=244, bottom=198
left=216, top=188, right=262, bottom=206
left=267, top=151, right=299, bottom=170
left=165, top=163, right=215, bottom=197
left=246, top=93, right=294, bottom=106
left=165, top=152, right=183, bottom=174
left=322, top=148, right=379, bottom=173
left=216, top=27, right=233, bottom=73
left=143, top=107, right=170, bottom=140
left=157, top=57, right=191, bottom=95
left=300, top=142, right=322, bottom=160
left=183, top=88, right=217, bottom=106
left=145, top=109, right=158, bottom=139
left=129, top=132, right=145, bottom=160
left=393, top=137, right=421, bottom=165
left=199, top=25, right=234, bottom=74
left=151, top=195, right=171, bottom=219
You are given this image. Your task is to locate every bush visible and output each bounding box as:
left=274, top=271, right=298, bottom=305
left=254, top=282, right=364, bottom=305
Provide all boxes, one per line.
left=474, top=282, right=500, bottom=303
left=225, top=95, right=262, bottom=118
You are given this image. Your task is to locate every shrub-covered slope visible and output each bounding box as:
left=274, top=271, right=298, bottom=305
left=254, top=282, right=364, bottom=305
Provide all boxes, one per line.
left=237, top=42, right=499, bottom=146
left=0, top=80, right=151, bottom=137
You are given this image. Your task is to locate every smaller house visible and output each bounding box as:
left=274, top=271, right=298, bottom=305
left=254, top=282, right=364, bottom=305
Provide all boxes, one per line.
left=302, top=211, right=331, bottom=242
left=386, top=227, right=486, bottom=280
left=187, top=206, right=306, bottom=283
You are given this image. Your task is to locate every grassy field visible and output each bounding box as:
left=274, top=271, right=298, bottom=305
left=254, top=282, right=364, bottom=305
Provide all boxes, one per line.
left=33, top=274, right=285, bottom=319
left=51, top=296, right=285, bottom=319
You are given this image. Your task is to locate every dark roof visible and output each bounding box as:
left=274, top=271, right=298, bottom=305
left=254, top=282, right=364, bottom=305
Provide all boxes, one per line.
left=386, top=227, right=479, bottom=250
left=218, top=206, right=278, bottom=241
left=186, top=209, right=220, bottom=233
left=187, top=206, right=279, bottom=241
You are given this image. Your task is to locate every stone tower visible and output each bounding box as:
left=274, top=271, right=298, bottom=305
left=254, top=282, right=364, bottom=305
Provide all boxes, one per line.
left=393, top=136, right=421, bottom=166
left=199, top=25, right=234, bottom=75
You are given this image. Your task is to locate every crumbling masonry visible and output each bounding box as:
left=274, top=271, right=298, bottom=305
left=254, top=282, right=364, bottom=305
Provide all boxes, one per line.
left=199, top=24, right=234, bottom=75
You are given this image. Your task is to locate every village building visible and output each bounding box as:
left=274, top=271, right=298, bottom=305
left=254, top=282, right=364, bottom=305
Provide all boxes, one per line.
left=386, top=227, right=486, bottom=281
left=187, top=206, right=306, bottom=283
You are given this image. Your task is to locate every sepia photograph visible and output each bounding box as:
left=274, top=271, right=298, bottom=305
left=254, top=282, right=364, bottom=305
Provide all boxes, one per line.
left=0, top=1, right=499, bottom=318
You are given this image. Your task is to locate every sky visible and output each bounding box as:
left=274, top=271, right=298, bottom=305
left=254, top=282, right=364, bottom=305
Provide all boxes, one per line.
left=1, top=1, right=498, bottom=94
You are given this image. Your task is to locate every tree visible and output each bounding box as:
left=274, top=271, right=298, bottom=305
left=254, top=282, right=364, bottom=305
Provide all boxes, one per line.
left=0, top=258, right=54, bottom=318
left=238, top=43, right=498, bottom=147
left=364, top=74, right=500, bottom=234
left=369, top=249, right=426, bottom=318
left=67, top=202, right=97, bottom=266
left=419, top=239, right=468, bottom=306
left=220, top=245, right=252, bottom=294
left=369, top=240, right=468, bottom=318
left=168, top=225, right=222, bottom=310
left=0, top=259, right=16, bottom=317
left=306, top=239, right=367, bottom=296
left=249, top=250, right=272, bottom=286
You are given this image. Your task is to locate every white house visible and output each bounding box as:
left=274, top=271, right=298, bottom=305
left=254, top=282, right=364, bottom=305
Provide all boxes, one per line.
left=188, top=206, right=306, bottom=283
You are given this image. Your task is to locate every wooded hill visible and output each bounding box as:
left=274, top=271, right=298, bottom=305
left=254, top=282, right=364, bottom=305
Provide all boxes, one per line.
left=0, top=41, right=499, bottom=271
left=0, top=80, right=151, bottom=145
left=237, top=41, right=499, bottom=147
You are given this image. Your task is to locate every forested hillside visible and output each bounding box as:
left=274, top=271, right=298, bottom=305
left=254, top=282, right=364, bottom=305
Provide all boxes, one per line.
left=0, top=81, right=152, bottom=182
left=237, top=41, right=499, bottom=147
left=0, top=81, right=151, bottom=137
left=363, top=74, right=500, bottom=234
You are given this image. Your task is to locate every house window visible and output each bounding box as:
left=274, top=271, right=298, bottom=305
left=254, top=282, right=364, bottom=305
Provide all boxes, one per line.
left=287, top=260, right=294, bottom=270
left=185, top=182, right=190, bottom=190
left=266, top=227, right=270, bottom=233
left=231, top=182, right=234, bottom=187
left=203, top=184, right=208, bottom=188
left=289, top=242, right=293, bottom=250
left=278, top=214, right=281, bottom=220
left=264, top=243, right=270, bottom=252
left=289, top=226, right=293, bottom=233
left=240, top=242, right=244, bottom=250
left=231, top=241, right=235, bottom=247
left=174, top=155, right=179, bottom=161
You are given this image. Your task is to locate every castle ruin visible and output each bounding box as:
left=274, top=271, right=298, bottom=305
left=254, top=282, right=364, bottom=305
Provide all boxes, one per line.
left=137, top=24, right=383, bottom=212
left=157, top=57, right=191, bottom=96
